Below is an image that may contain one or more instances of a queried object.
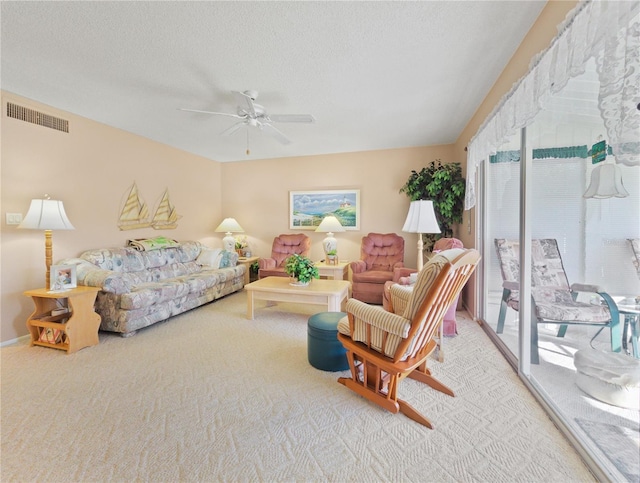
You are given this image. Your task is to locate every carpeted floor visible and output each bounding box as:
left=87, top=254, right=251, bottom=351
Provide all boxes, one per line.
left=1, top=291, right=595, bottom=482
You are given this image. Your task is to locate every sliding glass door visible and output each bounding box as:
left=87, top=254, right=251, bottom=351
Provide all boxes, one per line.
left=477, top=60, right=640, bottom=481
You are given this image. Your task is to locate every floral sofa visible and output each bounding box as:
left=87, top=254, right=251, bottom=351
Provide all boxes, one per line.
left=59, top=241, right=245, bottom=336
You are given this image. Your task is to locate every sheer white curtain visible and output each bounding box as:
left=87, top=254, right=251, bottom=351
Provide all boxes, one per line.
left=465, top=0, right=640, bottom=210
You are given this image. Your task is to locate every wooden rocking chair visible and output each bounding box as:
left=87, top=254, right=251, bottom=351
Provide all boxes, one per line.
left=337, top=248, right=480, bottom=429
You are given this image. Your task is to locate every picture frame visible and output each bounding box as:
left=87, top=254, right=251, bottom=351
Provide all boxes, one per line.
left=289, top=189, right=360, bottom=230
left=49, top=264, right=77, bottom=291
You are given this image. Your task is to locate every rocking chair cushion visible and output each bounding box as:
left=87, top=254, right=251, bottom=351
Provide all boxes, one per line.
left=337, top=300, right=411, bottom=357
left=388, top=284, right=414, bottom=315
left=338, top=248, right=466, bottom=360
left=402, top=249, right=465, bottom=321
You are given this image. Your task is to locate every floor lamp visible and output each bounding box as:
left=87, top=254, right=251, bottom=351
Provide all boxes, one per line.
left=18, top=197, right=75, bottom=289
left=215, top=218, right=244, bottom=252
left=402, top=200, right=440, bottom=271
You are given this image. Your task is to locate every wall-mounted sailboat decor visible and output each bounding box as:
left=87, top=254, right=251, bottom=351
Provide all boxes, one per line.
left=151, top=189, right=181, bottom=230
left=118, top=183, right=181, bottom=231
left=118, top=182, right=151, bottom=231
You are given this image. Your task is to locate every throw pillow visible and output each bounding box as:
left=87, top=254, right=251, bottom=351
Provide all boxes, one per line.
left=219, top=250, right=238, bottom=268
left=197, top=248, right=223, bottom=269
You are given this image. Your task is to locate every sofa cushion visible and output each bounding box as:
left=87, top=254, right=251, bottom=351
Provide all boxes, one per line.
left=197, top=248, right=224, bottom=269
left=81, top=247, right=146, bottom=272
left=121, top=269, right=226, bottom=310
left=121, top=280, right=192, bottom=310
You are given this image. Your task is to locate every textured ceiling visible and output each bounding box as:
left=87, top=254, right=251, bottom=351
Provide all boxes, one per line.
left=1, top=1, right=547, bottom=162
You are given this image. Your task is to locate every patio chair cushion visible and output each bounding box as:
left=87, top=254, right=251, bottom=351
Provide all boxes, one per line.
left=534, top=291, right=612, bottom=323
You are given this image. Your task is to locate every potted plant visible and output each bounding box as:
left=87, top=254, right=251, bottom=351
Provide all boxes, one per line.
left=399, top=159, right=465, bottom=250
left=326, top=249, right=338, bottom=265
left=249, top=261, right=259, bottom=282
left=284, top=254, right=319, bottom=286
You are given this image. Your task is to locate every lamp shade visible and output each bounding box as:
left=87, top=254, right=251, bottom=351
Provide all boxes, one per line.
left=583, top=163, right=629, bottom=199
left=315, top=216, right=345, bottom=234
left=402, top=200, right=440, bottom=271
left=315, top=215, right=345, bottom=256
left=215, top=217, right=244, bottom=234
left=215, top=218, right=244, bottom=252
left=18, top=199, right=75, bottom=230
left=18, top=198, right=74, bottom=290
left=402, top=200, right=441, bottom=234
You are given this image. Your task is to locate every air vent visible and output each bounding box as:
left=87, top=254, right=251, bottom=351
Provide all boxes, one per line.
left=6, top=102, right=69, bottom=133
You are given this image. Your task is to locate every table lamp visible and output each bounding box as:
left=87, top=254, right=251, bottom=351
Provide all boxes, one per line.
left=315, top=215, right=345, bottom=256
left=18, top=196, right=75, bottom=289
left=402, top=200, right=440, bottom=271
left=215, top=217, right=244, bottom=252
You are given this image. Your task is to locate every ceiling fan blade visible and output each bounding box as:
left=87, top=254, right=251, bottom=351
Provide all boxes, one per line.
left=179, top=108, right=242, bottom=119
left=260, top=123, right=292, bottom=145
left=220, top=121, right=246, bottom=136
left=268, top=114, right=316, bottom=123
left=232, top=90, right=257, bottom=118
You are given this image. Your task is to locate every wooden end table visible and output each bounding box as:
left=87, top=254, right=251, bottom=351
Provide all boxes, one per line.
left=315, top=260, right=349, bottom=280
left=24, top=286, right=101, bottom=354
left=237, top=256, right=259, bottom=284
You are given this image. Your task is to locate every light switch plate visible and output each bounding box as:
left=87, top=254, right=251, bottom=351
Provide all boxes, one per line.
left=6, top=213, right=23, bottom=225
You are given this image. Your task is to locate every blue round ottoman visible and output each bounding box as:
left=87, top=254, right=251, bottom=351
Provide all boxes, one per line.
left=307, top=312, right=349, bottom=371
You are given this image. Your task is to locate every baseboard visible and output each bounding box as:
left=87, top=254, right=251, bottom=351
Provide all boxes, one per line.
left=1, top=334, right=30, bottom=348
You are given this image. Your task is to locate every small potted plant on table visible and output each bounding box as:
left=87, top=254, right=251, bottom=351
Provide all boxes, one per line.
left=284, top=254, right=319, bottom=286
left=326, top=249, right=338, bottom=265
left=235, top=235, right=249, bottom=257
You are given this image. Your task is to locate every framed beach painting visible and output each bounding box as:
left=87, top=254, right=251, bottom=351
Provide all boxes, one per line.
left=289, top=189, right=360, bottom=230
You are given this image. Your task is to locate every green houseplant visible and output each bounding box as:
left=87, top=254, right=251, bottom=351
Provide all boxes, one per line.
left=399, top=159, right=465, bottom=248
left=284, top=254, right=319, bottom=285
left=249, top=261, right=259, bottom=282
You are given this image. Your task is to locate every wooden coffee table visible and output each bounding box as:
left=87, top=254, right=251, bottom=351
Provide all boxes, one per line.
left=244, top=276, right=351, bottom=319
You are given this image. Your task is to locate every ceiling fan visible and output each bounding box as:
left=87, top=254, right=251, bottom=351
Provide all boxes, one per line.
left=179, top=90, right=315, bottom=146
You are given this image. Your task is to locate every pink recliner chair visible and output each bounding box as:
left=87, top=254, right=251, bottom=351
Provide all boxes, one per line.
left=383, top=237, right=464, bottom=336
left=258, top=233, right=311, bottom=279
left=349, top=233, right=405, bottom=304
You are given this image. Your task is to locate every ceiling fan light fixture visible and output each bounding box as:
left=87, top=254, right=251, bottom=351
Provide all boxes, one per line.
left=180, top=89, right=314, bottom=150
left=243, top=90, right=258, bottom=101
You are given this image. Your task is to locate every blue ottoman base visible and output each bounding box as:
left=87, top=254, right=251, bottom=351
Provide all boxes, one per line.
left=308, top=312, right=349, bottom=371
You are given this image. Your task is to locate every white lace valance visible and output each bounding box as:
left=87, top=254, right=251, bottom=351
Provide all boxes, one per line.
left=465, top=0, right=640, bottom=210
